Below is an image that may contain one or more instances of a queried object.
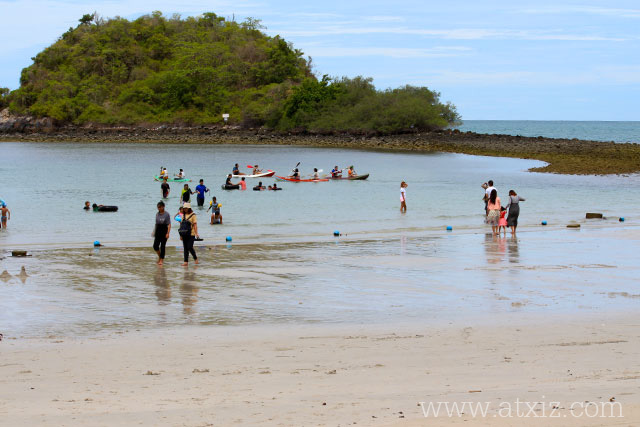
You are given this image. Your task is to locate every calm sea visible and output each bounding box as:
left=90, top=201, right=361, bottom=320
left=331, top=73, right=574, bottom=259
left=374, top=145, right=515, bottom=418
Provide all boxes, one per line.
left=1, top=142, right=639, bottom=337
left=456, top=120, right=640, bottom=143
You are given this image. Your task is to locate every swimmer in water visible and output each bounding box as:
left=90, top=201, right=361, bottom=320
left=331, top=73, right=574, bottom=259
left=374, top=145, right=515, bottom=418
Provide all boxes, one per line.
left=1, top=204, right=10, bottom=229
left=208, top=197, right=222, bottom=224
left=253, top=181, right=266, bottom=191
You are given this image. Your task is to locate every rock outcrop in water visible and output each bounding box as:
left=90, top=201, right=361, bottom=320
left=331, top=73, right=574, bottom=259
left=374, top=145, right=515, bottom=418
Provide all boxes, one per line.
left=0, top=109, right=54, bottom=133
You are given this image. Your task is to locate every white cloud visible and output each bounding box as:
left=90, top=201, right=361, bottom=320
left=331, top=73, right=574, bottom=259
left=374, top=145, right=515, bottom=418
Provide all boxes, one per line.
left=269, top=26, right=627, bottom=41
left=402, top=66, right=640, bottom=86
left=521, top=5, right=640, bottom=18
left=301, top=46, right=472, bottom=58
left=363, top=15, right=404, bottom=22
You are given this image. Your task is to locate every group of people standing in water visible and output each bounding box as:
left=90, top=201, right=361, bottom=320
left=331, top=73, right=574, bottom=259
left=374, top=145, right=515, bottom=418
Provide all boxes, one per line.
left=483, top=180, right=525, bottom=236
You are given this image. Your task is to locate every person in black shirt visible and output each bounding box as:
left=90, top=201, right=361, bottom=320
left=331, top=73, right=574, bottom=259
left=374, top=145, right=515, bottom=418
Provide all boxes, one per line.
left=161, top=176, right=170, bottom=198
left=153, top=201, right=171, bottom=266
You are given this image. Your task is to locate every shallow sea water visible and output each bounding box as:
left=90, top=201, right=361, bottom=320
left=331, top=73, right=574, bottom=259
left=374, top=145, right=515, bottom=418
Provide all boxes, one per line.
left=0, top=142, right=639, bottom=337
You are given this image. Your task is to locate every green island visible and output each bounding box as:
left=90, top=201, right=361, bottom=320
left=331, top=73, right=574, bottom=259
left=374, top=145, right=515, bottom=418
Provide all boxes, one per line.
left=1, top=11, right=639, bottom=175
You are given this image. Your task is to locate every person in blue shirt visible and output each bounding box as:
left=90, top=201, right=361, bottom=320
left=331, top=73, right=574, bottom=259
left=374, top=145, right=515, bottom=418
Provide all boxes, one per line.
left=195, top=179, right=209, bottom=207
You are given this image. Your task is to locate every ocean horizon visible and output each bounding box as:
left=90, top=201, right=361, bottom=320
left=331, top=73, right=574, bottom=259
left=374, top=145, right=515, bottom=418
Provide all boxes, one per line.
left=455, top=120, right=640, bottom=144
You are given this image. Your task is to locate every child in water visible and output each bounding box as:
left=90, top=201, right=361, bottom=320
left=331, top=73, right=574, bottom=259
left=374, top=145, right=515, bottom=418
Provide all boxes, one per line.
left=208, top=197, right=222, bottom=224
left=1, top=204, right=10, bottom=229
left=498, top=207, right=508, bottom=235
left=400, top=181, right=408, bottom=213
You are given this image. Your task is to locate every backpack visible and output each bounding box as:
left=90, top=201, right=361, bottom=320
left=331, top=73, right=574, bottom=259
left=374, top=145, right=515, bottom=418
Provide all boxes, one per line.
left=178, top=214, right=193, bottom=238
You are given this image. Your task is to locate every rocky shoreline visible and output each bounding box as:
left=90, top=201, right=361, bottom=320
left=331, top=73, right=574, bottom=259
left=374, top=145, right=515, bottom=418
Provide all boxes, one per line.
left=1, top=109, right=639, bottom=175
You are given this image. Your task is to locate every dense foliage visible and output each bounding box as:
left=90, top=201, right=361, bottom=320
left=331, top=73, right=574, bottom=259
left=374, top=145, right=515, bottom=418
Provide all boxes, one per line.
left=6, top=12, right=459, bottom=132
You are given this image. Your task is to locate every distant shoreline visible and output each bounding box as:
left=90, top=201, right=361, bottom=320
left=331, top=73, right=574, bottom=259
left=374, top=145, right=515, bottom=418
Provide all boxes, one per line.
left=2, top=124, right=640, bottom=175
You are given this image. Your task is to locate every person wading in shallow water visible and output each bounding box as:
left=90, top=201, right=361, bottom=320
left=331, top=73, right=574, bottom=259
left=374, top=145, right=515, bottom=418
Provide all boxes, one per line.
left=152, top=201, right=171, bottom=266
left=486, top=189, right=501, bottom=235
left=505, top=189, right=525, bottom=236
left=179, top=203, right=199, bottom=267
left=400, top=181, right=408, bottom=213
left=161, top=176, right=170, bottom=199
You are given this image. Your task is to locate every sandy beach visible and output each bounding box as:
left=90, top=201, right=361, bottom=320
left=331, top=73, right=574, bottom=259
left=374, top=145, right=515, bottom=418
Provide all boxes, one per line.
left=1, top=312, right=638, bottom=426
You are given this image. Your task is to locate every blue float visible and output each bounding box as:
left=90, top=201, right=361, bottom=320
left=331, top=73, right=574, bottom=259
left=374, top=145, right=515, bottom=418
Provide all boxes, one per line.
left=619, top=217, right=625, bottom=222
left=446, top=226, right=452, bottom=231
left=226, top=236, right=232, bottom=242
left=333, top=230, right=340, bottom=236
left=541, top=221, right=547, bottom=225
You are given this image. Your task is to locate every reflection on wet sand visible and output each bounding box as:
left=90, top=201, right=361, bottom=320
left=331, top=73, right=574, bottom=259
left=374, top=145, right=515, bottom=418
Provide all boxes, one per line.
left=153, top=267, right=171, bottom=304
left=1, top=227, right=639, bottom=338
left=507, top=236, right=519, bottom=264
left=180, top=270, right=199, bottom=315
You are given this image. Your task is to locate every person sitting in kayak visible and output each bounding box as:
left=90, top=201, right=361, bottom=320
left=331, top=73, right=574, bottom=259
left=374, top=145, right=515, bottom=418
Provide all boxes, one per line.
left=159, top=167, right=167, bottom=177
left=268, top=183, right=281, bottom=191
left=312, top=168, right=320, bottom=179
left=253, top=181, right=266, bottom=191
left=348, top=166, right=358, bottom=177
left=232, top=164, right=245, bottom=175
left=290, top=168, right=300, bottom=179
left=252, top=165, right=263, bottom=175
left=331, top=166, right=342, bottom=178
left=176, top=169, right=186, bottom=179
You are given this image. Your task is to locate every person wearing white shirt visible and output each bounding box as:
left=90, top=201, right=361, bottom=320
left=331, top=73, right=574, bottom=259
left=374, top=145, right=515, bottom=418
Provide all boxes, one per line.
left=483, top=180, right=496, bottom=214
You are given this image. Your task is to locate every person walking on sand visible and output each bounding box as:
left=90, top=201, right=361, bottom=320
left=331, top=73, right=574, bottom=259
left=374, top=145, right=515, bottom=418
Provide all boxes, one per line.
left=400, top=181, right=408, bottom=213
left=152, top=201, right=171, bottom=266
left=505, top=190, right=525, bottom=236
left=161, top=176, right=170, bottom=199
left=0, top=203, right=10, bottom=229
left=178, top=203, right=199, bottom=266
left=486, top=189, right=501, bottom=235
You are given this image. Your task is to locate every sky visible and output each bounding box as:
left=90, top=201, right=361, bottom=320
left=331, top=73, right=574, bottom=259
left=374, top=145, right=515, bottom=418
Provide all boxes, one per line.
left=0, top=0, right=639, bottom=120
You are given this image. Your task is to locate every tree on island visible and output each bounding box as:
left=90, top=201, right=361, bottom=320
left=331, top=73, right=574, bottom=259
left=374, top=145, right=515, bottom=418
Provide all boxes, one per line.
left=5, top=11, right=459, bottom=133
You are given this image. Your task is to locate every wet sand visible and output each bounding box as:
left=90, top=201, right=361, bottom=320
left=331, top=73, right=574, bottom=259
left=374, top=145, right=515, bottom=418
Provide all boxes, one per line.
left=2, top=224, right=640, bottom=338
left=1, top=314, right=639, bottom=426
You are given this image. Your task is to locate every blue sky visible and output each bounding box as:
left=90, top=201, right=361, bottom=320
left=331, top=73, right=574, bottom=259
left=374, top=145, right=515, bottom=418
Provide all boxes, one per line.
left=1, top=0, right=638, bottom=120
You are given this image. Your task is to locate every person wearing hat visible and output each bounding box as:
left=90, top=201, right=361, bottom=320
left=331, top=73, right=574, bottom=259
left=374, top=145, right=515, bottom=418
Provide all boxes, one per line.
left=179, top=203, right=199, bottom=266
